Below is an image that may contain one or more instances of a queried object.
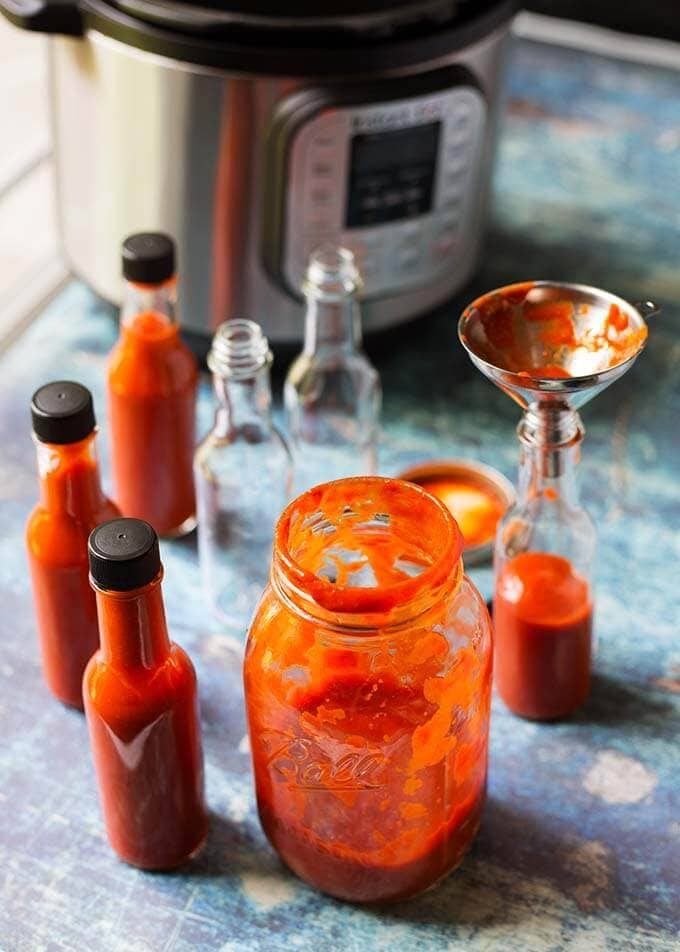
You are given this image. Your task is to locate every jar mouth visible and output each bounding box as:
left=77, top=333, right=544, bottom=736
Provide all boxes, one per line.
left=273, top=477, right=463, bottom=618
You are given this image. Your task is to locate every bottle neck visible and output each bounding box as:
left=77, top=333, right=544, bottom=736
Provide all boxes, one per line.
left=303, top=297, right=362, bottom=356
left=516, top=407, right=583, bottom=508
left=121, top=277, right=178, bottom=330
left=212, top=364, right=273, bottom=434
left=35, top=432, right=107, bottom=520
left=94, top=574, right=171, bottom=669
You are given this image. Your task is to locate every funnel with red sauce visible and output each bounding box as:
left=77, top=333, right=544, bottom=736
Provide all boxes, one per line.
left=458, top=281, right=653, bottom=410
left=458, top=282, right=654, bottom=720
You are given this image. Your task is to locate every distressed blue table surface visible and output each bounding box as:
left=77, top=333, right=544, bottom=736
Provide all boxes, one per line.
left=1, top=38, right=679, bottom=952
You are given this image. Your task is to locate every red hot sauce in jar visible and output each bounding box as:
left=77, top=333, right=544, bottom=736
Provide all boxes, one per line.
left=493, top=552, right=593, bottom=720
left=26, top=382, right=119, bottom=708
left=244, top=477, right=493, bottom=903
left=84, top=519, right=207, bottom=869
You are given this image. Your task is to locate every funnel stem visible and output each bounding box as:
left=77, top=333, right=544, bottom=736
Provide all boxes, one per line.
left=518, top=405, right=583, bottom=481
left=515, top=405, right=584, bottom=515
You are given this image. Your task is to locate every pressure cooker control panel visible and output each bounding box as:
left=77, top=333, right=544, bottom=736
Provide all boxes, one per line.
left=264, top=76, right=487, bottom=299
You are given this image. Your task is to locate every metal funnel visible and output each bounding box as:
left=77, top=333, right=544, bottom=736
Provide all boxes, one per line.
left=458, top=282, right=654, bottom=410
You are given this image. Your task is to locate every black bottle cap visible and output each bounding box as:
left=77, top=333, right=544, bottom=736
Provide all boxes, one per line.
left=31, top=381, right=96, bottom=445
left=89, top=518, right=161, bottom=591
left=122, top=232, right=175, bottom=284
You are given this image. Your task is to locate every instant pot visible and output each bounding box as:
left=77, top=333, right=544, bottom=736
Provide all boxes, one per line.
left=2, top=0, right=516, bottom=342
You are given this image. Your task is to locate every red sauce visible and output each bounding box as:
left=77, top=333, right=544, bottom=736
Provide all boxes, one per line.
left=107, top=310, right=198, bottom=536
left=493, top=552, right=593, bottom=720
left=83, top=572, right=207, bottom=869
left=255, top=674, right=487, bottom=903
left=245, top=478, right=492, bottom=902
left=415, top=476, right=504, bottom=549
left=518, top=364, right=572, bottom=379
left=464, top=282, right=647, bottom=376
left=26, top=437, right=119, bottom=708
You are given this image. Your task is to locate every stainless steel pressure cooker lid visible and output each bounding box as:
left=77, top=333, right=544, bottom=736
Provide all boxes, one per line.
left=0, top=0, right=517, bottom=74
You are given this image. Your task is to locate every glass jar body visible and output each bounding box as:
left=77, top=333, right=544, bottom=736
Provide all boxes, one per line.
left=244, top=572, right=492, bottom=903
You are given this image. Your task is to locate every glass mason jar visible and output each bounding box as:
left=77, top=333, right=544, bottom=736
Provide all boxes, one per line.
left=243, top=476, right=492, bottom=903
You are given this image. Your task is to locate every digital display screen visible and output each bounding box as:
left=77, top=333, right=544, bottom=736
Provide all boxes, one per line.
left=346, top=121, right=441, bottom=228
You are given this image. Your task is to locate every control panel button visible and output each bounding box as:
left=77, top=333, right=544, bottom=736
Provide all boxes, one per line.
left=310, top=188, right=333, bottom=205
left=311, top=161, right=333, bottom=177
left=433, top=235, right=458, bottom=257
left=397, top=248, right=422, bottom=269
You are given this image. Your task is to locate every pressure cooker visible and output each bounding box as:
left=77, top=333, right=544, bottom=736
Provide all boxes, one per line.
left=2, top=0, right=516, bottom=342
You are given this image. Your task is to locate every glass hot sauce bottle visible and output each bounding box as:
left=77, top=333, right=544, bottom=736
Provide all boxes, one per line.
left=83, top=518, right=208, bottom=869
left=194, top=320, right=292, bottom=625
left=284, top=246, right=381, bottom=494
left=493, top=410, right=596, bottom=720
left=26, top=381, right=120, bottom=709
left=107, top=233, right=198, bottom=538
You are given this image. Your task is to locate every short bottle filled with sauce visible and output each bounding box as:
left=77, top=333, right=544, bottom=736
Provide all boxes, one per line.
left=493, top=411, right=596, bottom=720
left=244, top=476, right=492, bottom=903
left=26, top=381, right=120, bottom=708
left=107, top=233, right=198, bottom=537
left=83, top=518, right=208, bottom=869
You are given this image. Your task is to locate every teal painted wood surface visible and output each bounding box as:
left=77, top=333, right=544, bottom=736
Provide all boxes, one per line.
left=0, top=38, right=678, bottom=951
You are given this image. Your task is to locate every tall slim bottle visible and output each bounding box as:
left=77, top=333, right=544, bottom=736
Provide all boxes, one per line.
left=284, top=246, right=381, bottom=494
left=107, top=233, right=198, bottom=537
left=84, top=518, right=208, bottom=869
left=26, top=381, right=119, bottom=708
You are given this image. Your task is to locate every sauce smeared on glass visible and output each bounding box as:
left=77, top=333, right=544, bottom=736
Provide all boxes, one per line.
left=245, top=477, right=492, bottom=902
left=465, top=281, right=647, bottom=378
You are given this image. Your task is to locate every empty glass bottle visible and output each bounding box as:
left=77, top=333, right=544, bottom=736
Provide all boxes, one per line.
left=284, top=246, right=381, bottom=494
left=194, top=320, right=292, bottom=626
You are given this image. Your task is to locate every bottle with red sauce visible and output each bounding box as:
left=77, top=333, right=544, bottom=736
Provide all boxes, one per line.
left=26, top=381, right=120, bottom=708
left=244, top=476, right=492, bottom=903
left=493, top=410, right=596, bottom=720
left=107, top=233, right=198, bottom=537
left=83, top=518, right=208, bottom=869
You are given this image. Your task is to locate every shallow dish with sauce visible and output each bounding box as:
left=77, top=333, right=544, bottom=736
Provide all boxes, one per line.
left=397, top=459, right=515, bottom=565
